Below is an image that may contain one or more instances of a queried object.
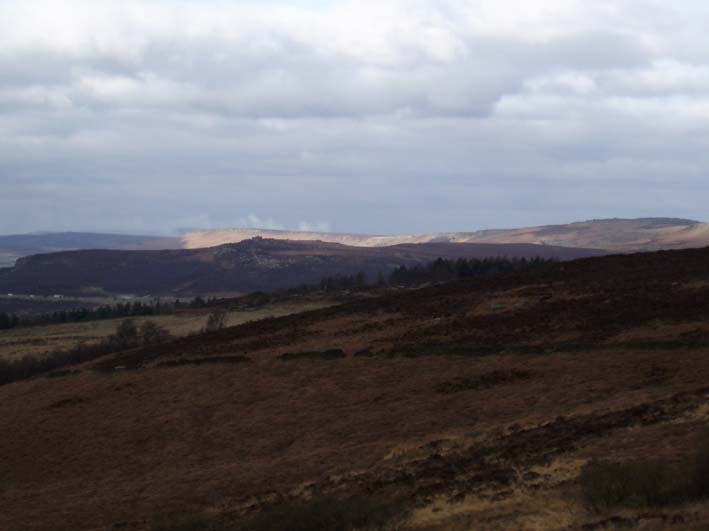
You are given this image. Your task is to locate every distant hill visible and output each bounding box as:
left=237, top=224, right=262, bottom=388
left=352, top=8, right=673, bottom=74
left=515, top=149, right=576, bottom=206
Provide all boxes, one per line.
left=2, top=219, right=707, bottom=268
left=0, top=238, right=604, bottom=296
left=181, top=218, right=709, bottom=252
left=0, top=232, right=177, bottom=267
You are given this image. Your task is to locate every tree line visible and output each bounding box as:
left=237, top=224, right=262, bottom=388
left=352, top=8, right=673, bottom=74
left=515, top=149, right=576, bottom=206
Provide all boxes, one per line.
left=0, top=257, right=554, bottom=330
left=387, top=256, right=552, bottom=286
left=0, top=297, right=218, bottom=331
left=0, top=308, right=230, bottom=386
left=287, top=256, right=554, bottom=294
left=0, top=318, right=173, bottom=385
left=0, top=256, right=551, bottom=385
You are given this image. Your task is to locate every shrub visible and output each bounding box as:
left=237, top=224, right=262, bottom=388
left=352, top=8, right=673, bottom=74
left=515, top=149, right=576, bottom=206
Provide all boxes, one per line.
left=0, top=341, right=116, bottom=385
left=581, top=437, right=709, bottom=512
left=158, top=356, right=252, bottom=368
left=581, top=459, right=680, bottom=511
left=0, top=319, right=171, bottom=386
left=690, top=435, right=709, bottom=499
left=279, top=349, right=346, bottom=362
left=238, top=496, right=408, bottom=531
left=140, top=320, right=173, bottom=345
left=152, top=512, right=220, bottom=531
left=109, top=319, right=140, bottom=349
left=204, top=310, right=227, bottom=332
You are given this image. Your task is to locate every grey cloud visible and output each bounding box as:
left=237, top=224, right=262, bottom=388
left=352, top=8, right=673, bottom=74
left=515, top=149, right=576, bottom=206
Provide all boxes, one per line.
left=0, top=0, right=708, bottom=235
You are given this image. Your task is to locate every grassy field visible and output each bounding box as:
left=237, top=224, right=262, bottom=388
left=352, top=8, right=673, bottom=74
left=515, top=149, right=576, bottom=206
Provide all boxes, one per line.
left=0, top=299, right=335, bottom=361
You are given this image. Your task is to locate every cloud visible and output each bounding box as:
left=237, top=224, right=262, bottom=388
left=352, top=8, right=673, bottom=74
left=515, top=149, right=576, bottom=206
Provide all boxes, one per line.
left=241, top=215, right=284, bottom=231
left=297, top=221, right=332, bottom=233
left=0, top=0, right=709, bottom=235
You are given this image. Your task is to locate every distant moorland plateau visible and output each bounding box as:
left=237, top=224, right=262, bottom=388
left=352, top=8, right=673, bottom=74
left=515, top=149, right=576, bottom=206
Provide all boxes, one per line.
left=179, top=217, right=709, bottom=252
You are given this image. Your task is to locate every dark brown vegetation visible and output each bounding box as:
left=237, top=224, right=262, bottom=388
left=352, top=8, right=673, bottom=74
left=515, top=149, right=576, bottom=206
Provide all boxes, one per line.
left=432, top=369, right=535, bottom=394
left=279, top=349, right=346, bottom=361
left=149, top=495, right=409, bottom=531
left=157, top=356, right=252, bottom=368
left=0, top=319, right=172, bottom=385
left=581, top=436, right=709, bottom=511
left=7, top=246, right=709, bottom=529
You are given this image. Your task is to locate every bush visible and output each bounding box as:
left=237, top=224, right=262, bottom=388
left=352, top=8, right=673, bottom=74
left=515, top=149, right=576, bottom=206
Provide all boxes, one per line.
left=690, top=435, right=709, bottom=499
left=0, top=319, right=172, bottom=386
left=581, top=437, right=709, bottom=512
left=279, top=349, right=346, bottom=362
left=152, top=512, right=220, bottom=531
left=0, top=341, right=117, bottom=385
left=581, top=460, right=676, bottom=511
left=238, top=496, right=408, bottom=531
left=158, top=356, right=252, bottom=367
left=204, top=311, right=227, bottom=332
left=140, top=320, right=173, bottom=345
left=110, top=319, right=139, bottom=349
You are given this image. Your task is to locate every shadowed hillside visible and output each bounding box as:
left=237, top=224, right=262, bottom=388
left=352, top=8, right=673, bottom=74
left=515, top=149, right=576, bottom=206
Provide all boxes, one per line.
left=0, top=238, right=604, bottom=296
left=4, top=247, right=709, bottom=529
left=0, top=232, right=176, bottom=267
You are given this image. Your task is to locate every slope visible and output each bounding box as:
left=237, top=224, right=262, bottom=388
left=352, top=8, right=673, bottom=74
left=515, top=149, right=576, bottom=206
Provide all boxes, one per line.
left=4, top=247, right=709, bottom=529
left=0, top=238, right=603, bottom=296
left=0, top=232, right=177, bottom=267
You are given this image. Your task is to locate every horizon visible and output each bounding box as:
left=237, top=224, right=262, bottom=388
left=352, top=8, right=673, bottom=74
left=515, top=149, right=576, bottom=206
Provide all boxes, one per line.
left=0, top=215, right=706, bottom=238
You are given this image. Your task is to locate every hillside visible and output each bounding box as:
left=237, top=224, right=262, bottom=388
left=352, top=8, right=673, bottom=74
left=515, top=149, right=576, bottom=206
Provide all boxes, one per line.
left=0, top=238, right=603, bottom=297
left=4, top=247, right=709, bottom=529
left=2, top=218, right=707, bottom=270
left=0, top=295, right=335, bottom=362
left=181, top=218, right=709, bottom=252
left=0, top=232, right=176, bottom=267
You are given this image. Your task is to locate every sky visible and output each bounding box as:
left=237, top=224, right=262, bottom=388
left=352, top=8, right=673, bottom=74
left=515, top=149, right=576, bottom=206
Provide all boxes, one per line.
left=1, top=0, right=708, bottom=235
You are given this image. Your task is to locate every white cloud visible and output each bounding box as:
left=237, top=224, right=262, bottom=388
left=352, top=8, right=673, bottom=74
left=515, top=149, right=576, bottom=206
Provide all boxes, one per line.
left=242, top=215, right=283, bottom=231
left=1, top=0, right=709, bottom=234
left=297, top=221, right=332, bottom=233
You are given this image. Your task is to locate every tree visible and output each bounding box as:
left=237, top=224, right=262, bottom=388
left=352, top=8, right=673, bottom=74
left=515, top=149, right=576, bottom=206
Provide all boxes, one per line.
left=204, top=310, right=227, bottom=332
left=0, top=312, right=14, bottom=330
left=376, top=271, right=388, bottom=287
left=139, top=320, right=172, bottom=345
left=355, top=271, right=367, bottom=288
left=110, top=319, right=139, bottom=349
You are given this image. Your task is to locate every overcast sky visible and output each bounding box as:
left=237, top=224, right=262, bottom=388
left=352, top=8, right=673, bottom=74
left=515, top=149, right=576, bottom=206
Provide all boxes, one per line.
left=1, top=0, right=708, bottom=235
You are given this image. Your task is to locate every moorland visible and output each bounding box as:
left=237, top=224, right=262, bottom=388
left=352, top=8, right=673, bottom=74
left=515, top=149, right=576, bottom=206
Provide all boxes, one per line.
left=4, top=245, right=709, bottom=530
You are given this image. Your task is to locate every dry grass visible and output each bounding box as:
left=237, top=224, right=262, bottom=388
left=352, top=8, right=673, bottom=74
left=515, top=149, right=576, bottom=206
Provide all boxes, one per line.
left=0, top=299, right=334, bottom=361
left=7, top=248, right=709, bottom=530
left=4, top=345, right=709, bottom=531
